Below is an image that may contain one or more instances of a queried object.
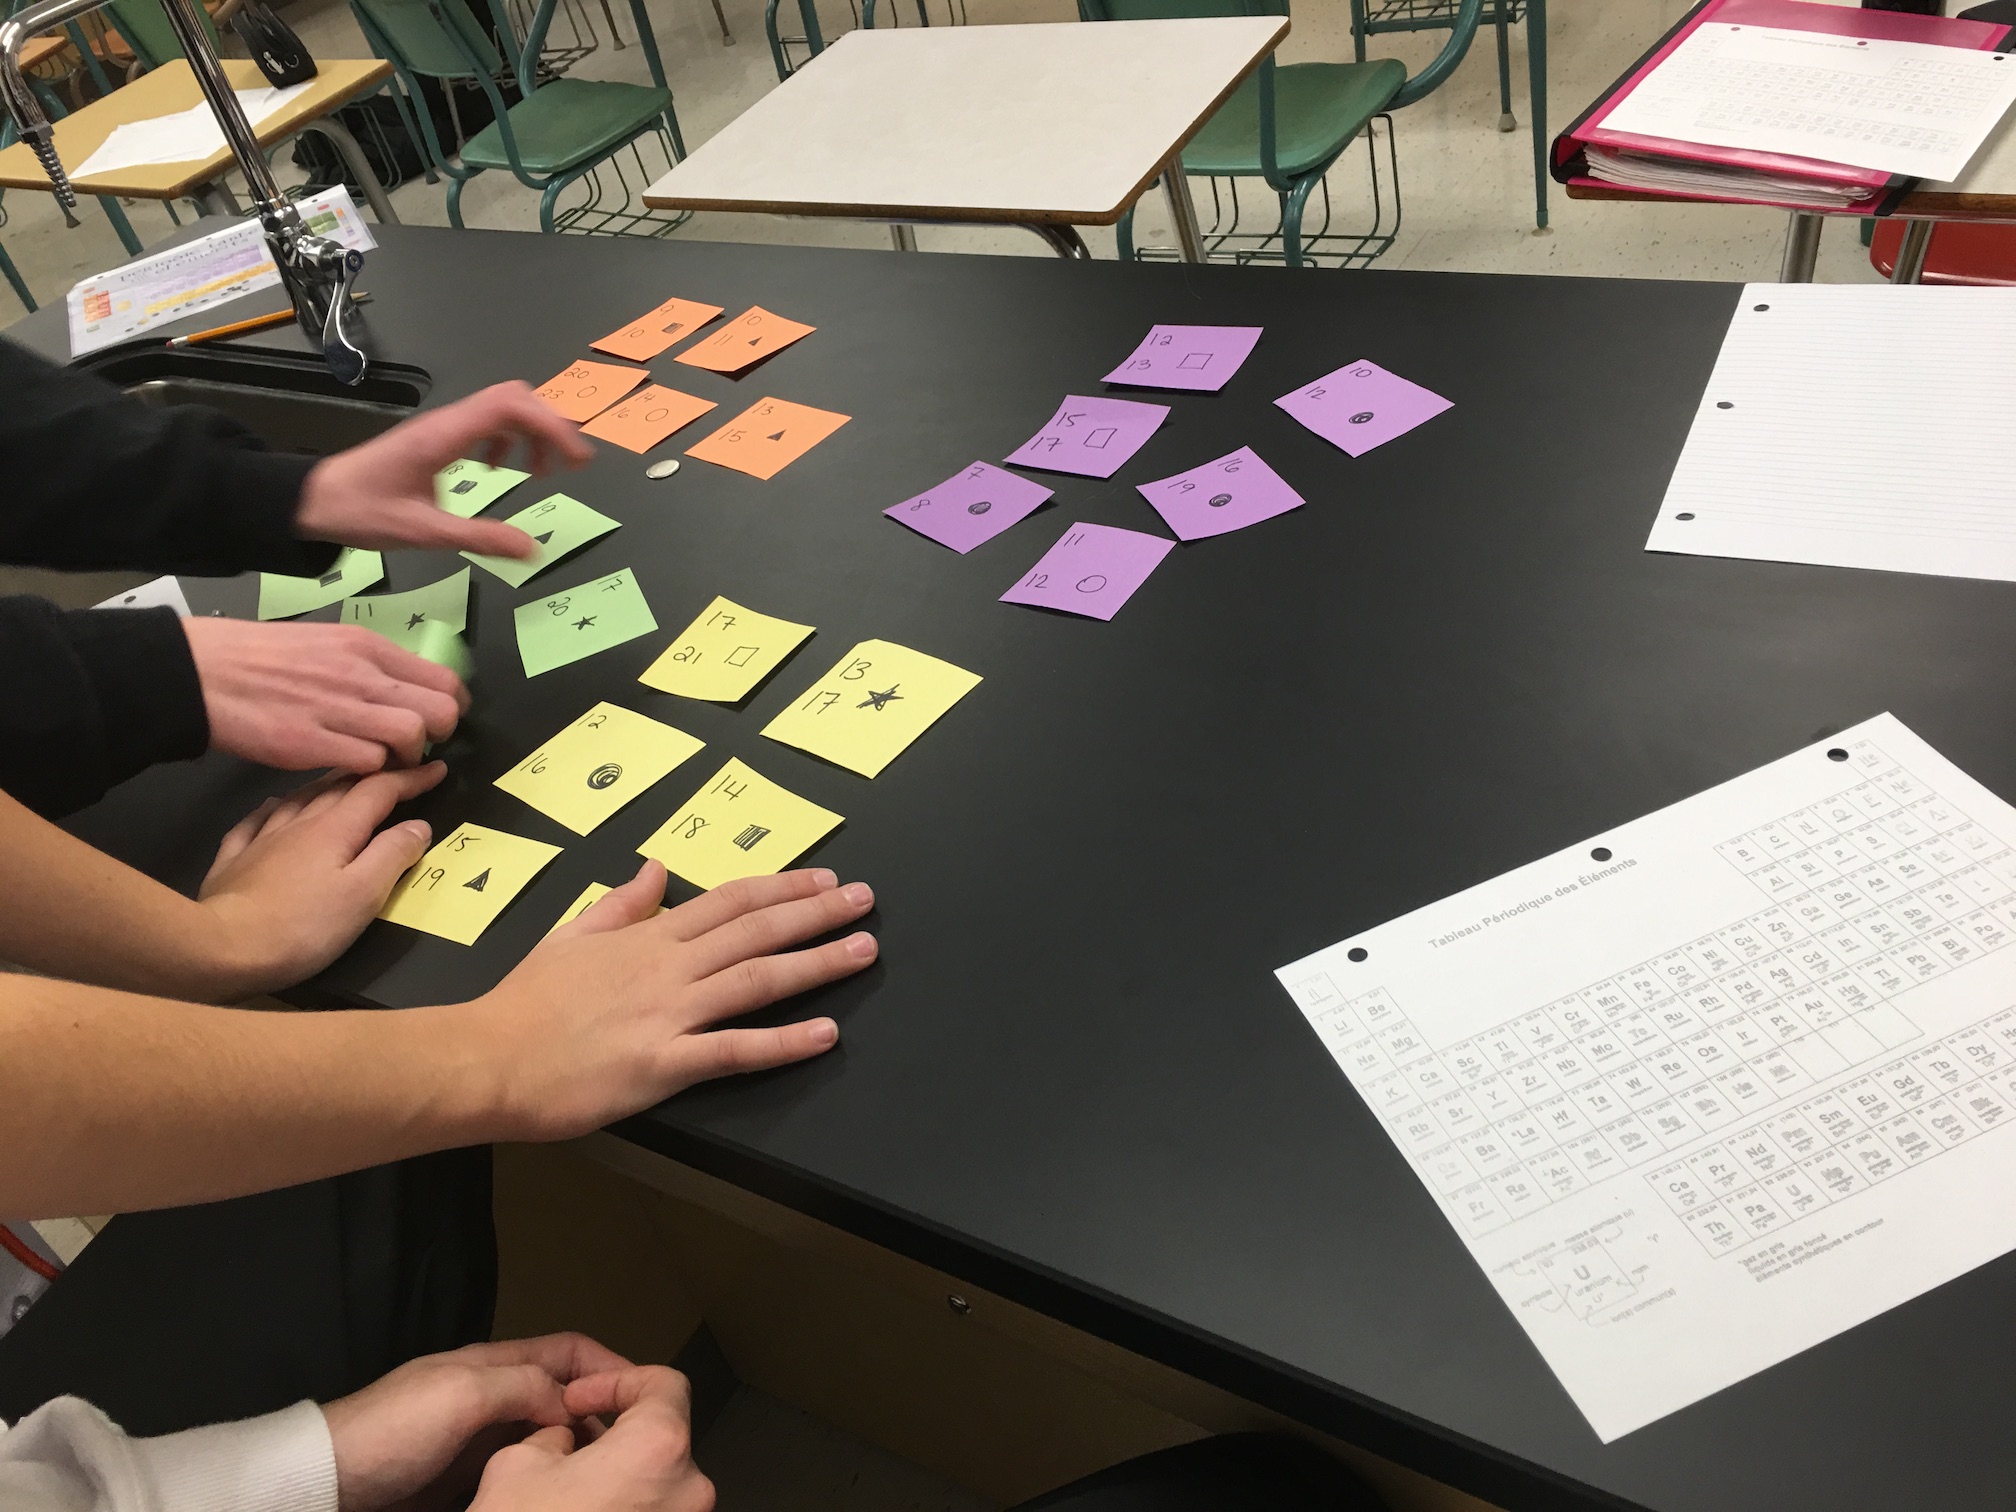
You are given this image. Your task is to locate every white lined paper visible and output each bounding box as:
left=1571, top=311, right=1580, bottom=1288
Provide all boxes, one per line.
left=1647, top=283, right=2016, bottom=581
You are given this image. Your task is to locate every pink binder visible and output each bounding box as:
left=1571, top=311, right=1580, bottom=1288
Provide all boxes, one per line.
left=1551, top=0, right=2011, bottom=213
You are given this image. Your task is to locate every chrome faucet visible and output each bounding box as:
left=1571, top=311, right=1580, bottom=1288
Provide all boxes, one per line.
left=0, top=0, right=368, bottom=383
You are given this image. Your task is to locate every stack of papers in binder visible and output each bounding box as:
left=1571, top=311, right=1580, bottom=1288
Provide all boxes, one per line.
left=1552, top=0, right=2016, bottom=214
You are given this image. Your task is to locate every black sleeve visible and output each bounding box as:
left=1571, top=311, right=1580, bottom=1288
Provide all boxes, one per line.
left=0, top=598, right=207, bottom=819
left=0, top=335, right=335, bottom=578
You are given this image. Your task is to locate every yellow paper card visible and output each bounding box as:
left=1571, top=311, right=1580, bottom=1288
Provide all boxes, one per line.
left=638, top=758, right=842, bottom=890
left=380, top=823, right=562, bottom=946
left=495, top=701, right=704, bottom=836
left=638, top=595, right=814, bottom=704
left=760, top=639, right=981, bottom=778
left=543, top=882, right=664, bottom=936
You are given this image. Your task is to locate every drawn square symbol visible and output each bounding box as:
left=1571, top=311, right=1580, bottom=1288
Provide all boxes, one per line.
left=1177, top=351, right=1211, bottom=370
left=1086, top=426, right=1117, bottom=450
left=725, top=645, right=759, bottom=668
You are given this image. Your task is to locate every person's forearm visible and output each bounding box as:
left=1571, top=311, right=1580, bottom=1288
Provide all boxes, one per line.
left=0, top=336, right=328, bottom=577
left=0, top=787, right=252, bottom=1001
left=0, top=978, right=501, bottom=1219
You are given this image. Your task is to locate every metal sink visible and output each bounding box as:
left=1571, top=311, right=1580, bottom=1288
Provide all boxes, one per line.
left=76, top=347, right=431, bottom=456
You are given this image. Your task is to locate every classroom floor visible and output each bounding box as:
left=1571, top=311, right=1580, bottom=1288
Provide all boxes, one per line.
left=0, top=2, right=1888, bottom=1505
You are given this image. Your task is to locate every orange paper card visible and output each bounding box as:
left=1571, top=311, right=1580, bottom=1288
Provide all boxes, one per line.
left=685, top=397, right=851, bottom=481
left=589, top=297, right=726, bottom=362
left=672, top=306, right=815, bottom=374
left=579, top=384, right=719, bottom=454
left=533, top=359, right=649, bottom=422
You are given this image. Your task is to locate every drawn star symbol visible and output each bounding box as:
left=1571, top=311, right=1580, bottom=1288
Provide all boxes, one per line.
left=858, top=685, right=903, bottom=711
left=573, top=615, right=597, bottom=630
left=405, top=612, right=427, bottom=630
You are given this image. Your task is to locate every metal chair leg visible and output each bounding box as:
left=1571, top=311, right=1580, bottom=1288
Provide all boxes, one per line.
left=1115, top=205, right=1136, bottom=261
left=1779, top=211, right=1822, bottom=281
left=1347, top=0, right=1366, bottom=62
left=1494, top=0, right=1514, bottom=132
left=0, top=239, right=35, bottom=311
left=1890, top=219, right=1935, bottom=284
left=708, top=0, right=733, bottom=44
left=1528, top=0, right=1547, bottom=228
left=445, top=173, right=470, bottom=228
left=97, top=194, right=142, bottom=254
left=1282, top=177, right=1317, bottom=267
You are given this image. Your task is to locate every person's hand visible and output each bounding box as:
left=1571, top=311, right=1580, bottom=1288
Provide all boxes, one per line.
left=444, top=862, right=875, bottom=1140
left=470, top=1366, right=713, bottom=1512
left=323, top=1335, right=634, bottom=1512
left=295, top=381, right=594, bottom=561
left=184, top=616, right=468, bottom=773
left=196, top=764, right=444, bottom=999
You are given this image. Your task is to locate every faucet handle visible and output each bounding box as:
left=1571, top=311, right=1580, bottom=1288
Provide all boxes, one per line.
left=315, top=242, right=367, bottom=387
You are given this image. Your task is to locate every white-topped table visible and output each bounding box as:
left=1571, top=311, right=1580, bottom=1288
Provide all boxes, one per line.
left=639, top=17, right=1290, bottom=258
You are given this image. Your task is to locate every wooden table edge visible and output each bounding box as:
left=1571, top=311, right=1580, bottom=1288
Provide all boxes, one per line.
left=639, top=14, right=1290, bottom=225
left=0, top=57, right=394, bottom=200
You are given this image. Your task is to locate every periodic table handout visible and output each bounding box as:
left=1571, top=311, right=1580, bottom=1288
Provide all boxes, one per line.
left=1276, top=714, right=2016, bottom=1441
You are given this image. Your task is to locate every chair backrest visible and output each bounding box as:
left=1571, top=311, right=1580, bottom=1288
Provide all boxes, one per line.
left=348, top=0, right=504, bottom=81
left=1078, top=0, right=1286, bottom=20
left=103, top=0, right=221, bottom=70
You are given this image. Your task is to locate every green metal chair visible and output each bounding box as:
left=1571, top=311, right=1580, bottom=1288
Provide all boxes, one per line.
left=100, top=0, right=221, bottom=73
left=347, top=0, right=685, bottom=232
left=1080, top=0, right=1481, bottom=268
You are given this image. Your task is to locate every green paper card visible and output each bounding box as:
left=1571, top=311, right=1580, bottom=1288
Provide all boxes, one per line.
left=461, top=493, right=620, bottom=588
left=341, top=568, right=470, bottom=651
left=435, top=458, right=530, bottom=518
left=514, top=568, right=657, bottom=678
left=258, top=548, right=383, bottom=620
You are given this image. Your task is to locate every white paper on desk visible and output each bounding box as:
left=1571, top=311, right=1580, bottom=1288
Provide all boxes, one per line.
left=66, top=184, right=373, bottom=357
left=1278, top=714, right=2016, bottom=1440
left=1646, top=284, right=2016, bottom=582
left=72, top=83, right=311, bottom=179
left=1601, top=23, right=2016, bottom=181
left=93, top=575, right=189, bottom=615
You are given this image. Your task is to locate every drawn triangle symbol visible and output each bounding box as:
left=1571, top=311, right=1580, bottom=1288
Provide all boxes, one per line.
left=533, top=531, right=554, bottom=545
left=462, top=868, right=491, bottom=892
left=748, top=336, right=762, bottom=345
left=766, top=430, right=785, bottom=442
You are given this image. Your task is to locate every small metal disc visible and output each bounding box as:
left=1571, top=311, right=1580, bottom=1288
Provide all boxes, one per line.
left=645, top=459, right=681, bottom=480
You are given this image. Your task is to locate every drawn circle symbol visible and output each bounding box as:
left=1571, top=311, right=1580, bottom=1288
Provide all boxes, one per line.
left=1074, top=574, right=1108, bottom=594
left=1348, top=411, right=1374, bottom=425
left=967, top=500, right=993, bottom=515
left=645, top=407, right=669, bottom=423
left=1207, top=493, right=1232, bottom=508
left=1591, top=847, right=1612, bottom=862
left=1827, top=748, right=1849, bottom=762
left=1346, top=947, right=1368, bottom=963
left=579, top=384, right=599, bottom=398
left=587, top=763, right=624, bottom=789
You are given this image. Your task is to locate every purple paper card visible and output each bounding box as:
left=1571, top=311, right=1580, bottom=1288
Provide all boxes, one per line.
left=1004, top=395, right=1169, bottom=479
left=885, top=461, right=1053, bottom=553
left=1136, top=446, right=1304, bottom=541
left=999, top=521, right=1174, bottom=621
left=1104, top=324, right=1263, bottom=392
left=1275, top=360, right=1452, bottom=457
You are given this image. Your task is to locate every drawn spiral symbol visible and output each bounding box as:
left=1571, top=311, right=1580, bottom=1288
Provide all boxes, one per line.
left=1207, top=493, right=1232, bottom=508
left=1349, top=411, right=1375, bottom=425
left=586, top=763, right=624, bottom=789
left=967, top=501, right=993, bottom=515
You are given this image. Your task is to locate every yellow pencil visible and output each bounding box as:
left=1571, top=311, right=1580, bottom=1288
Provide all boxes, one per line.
left=167, top=292, right=370, bottom=348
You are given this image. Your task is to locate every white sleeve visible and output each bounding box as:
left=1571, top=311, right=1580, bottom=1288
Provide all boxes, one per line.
left=0, top=1396, right=338, bottom=1512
